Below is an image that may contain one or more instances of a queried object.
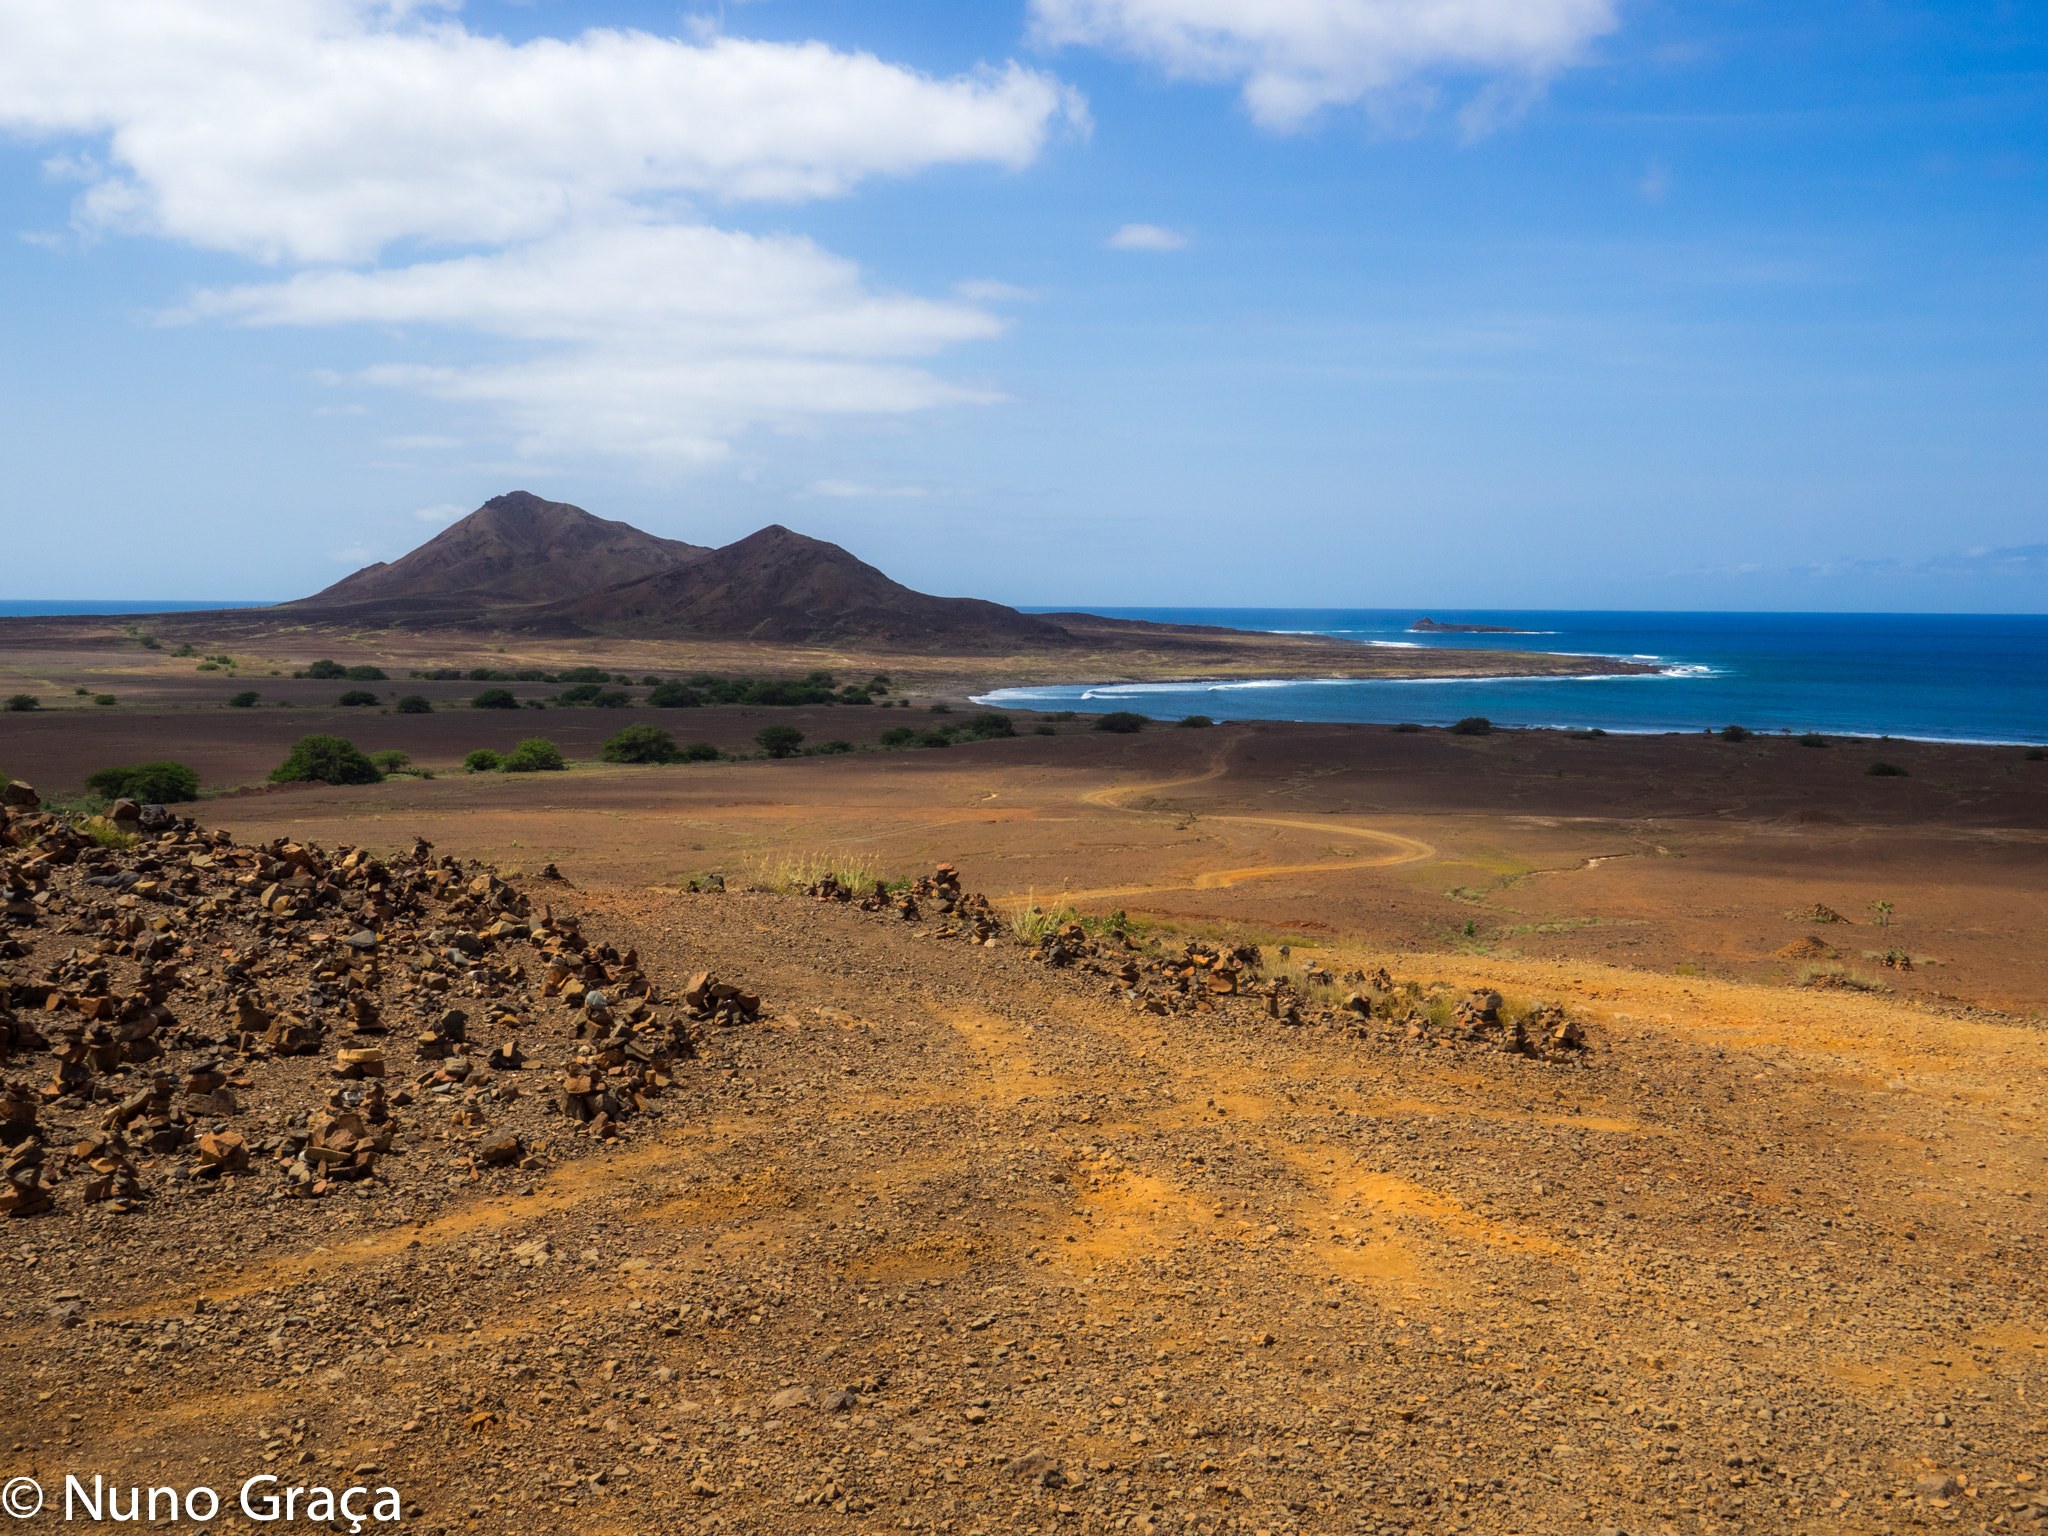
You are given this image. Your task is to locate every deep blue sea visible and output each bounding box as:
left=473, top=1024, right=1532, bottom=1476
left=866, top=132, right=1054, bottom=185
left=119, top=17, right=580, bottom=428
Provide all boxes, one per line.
left=979, top=610, right=2048, bottom=746
left=0, top=600, right=275, bottom=616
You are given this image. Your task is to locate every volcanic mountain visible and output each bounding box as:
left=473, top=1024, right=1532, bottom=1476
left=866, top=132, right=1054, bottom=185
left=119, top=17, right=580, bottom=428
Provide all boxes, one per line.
left=288, top=492, right=1070, bottom=647
left=532, top=523, right=1070, bottom=647
left=285, top=491, right=711, bottom=623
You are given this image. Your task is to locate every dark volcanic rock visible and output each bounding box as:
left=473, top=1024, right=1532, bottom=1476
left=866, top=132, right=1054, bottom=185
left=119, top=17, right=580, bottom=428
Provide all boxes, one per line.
left=532, top=523, right=1072, bottom=648
left=284, top=491, right=711, bottom=622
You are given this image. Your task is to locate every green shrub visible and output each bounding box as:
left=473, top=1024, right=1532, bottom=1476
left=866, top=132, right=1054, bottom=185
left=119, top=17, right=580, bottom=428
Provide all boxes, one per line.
left=812, top=740, right=855, bottom=755
left=4, top=695, right=38, bottom=712
left=755, top=725, right=806, bottom=759
left=602, top=724, right=681, bottom=764
left=640, top=675, right=661, bottom=687
left=228, top=691, right=259, bottom=708
left=558, top=666, right=611, bottom=684
left=196, top=661, right=219, bottom=672
left=880, top=726, right=916, bottom=747
left=1177, top=714, right=1214, bottom=729
left=1390, top=722, right=1423, bottom=732
left=1866, top=761, right=1909, bottom=777
left=270, top=734, right=383, bottom=786
left=1798, top=732, right=1829, bottom=748
left=1034, top=724, right=1056, bottom=736
left=464, top=749, right=504, bottom=773
left=344, top=665, right=388, bottom=682
left=472, top=689, right=518, bottom=710
left=558, top=683, right=604, bottom=704
left=303, top=659, right=348, bottom=679
left=503, top=737, right=566, bottom=772
left=137, top=635, right=161, bottom=651
left=647, top=682, right=703, bottom=708
left=1043, top=710, right=1076, bottom=722
left=93, top=694, right=117, bottom=706
left=172, top=643, right=197, bottom=658
left=1093, top=711, right=1146, bottom=734
left=917, top=731, right=952, bottom=749
left=369, top=749, right=411, bottom=772
left=1450, top=717, right=1492, bottom=736
left=963, top=712, right=1015, bottom=739
left=593, top=690, right=631, bottom=708
left=394, top=695, right=432, bottom=714
left=337, top=689, right=379, bottom=707
left=928, top=702, right=952, bottom=714
left=85, top=761, right=200, bottom=803
left=682, top=741, right=720, bottom=762
left=1719, top=724, right=1752, bottom=742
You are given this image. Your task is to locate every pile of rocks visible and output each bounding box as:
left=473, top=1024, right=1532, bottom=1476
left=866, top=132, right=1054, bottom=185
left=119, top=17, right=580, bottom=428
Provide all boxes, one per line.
left=0, top=783, right=759, bottom=1217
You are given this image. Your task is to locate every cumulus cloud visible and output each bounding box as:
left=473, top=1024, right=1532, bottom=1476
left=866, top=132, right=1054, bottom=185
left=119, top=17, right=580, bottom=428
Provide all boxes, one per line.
left=0, top=0, right=1082, bottom=461
left=1031, top=0, right=1620, bottom=131
left=1107, top=222, right=1188, bottom=250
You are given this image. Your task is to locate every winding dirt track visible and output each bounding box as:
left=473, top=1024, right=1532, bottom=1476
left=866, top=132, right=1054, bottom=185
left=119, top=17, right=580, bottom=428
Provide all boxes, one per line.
left=1026, top=737, right=1438, bottom=903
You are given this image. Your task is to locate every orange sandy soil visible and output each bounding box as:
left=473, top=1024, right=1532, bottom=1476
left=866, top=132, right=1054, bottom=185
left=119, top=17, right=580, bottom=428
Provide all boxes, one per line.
left=4, top=685, right=2046, bottom=1536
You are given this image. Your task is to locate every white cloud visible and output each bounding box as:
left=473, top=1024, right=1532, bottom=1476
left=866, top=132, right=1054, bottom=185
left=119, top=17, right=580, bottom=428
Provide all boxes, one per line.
left=1107, top=222, right=1188, bottom=250
left=0, top=0, right=1083, bottom=462
left=1031, top=0, right=1620, bottom=132
left=412, top=502, right=469, bottom=522
left=801, top=480, right=935, bottom=499
left=385, top=434, right=461, bottom=450
left=0, top=0, right=1084, bottom=263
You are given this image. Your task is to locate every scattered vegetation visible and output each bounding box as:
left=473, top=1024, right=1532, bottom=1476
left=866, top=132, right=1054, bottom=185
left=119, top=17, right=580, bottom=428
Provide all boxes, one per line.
left=1034, top=724, right=1057, bottom=736
left=1719, top=725, right=1752, bottom=741
left=1799, top=964, right=1891, bottom=993
left=464, top=749, right=503, bottom=773
left=92, top=695, right=116, bottom=706
left=1177, top=714, right=1215, bottom=729
left=394, top=695, right=431, bottom=714
left=755, top=725, right=806, bottom=759
left=4, top=695, right=38, bottom=712
left=1450, top=717, right=1492, bottom=736
left=1390, top=722, right=1423, bottom=733
left=962, top=712, right=1015, bottom=739
left=1093, top=711, right=1147, bottom=734
left=136, top=634, right=162, bottom=651
left=503, top=737, right=566, bottom=773
left=601, top=724, right=682, bottom=764
left=1865, top=761, right=1909, bottom=777
left=1798, top=732, right=1829, bottom=748
left=813, top=740, right=854, bottom=755
left=1041, top=711, right=1077, bottom=722
left=1867, top=899, right=1894, bottom=928
left=337, top=689, right=380, bottom=707
left=228, top=691, right=259, bottom=708
left=471, top=689, right=518, bottom=710
left=298, top=660, right=387, bottom=681
left=269, top=734, right=383, bottom=786
left=85, top=761, right=200, bottom=804
left=928, top=702, right=951, bottom=714
left=368, top=750, right=411, bottom=773
left=750, top=850, right=890, bottom=895
left=681, top=741, right=720, bottom=762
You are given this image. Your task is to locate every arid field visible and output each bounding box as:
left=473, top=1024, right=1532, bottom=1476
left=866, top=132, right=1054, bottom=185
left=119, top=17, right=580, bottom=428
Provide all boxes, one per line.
left=2, top=630, right=2044, bottom=1536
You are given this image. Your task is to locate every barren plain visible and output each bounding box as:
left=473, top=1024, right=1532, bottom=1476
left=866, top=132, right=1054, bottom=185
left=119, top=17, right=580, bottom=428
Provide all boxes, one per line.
left=1, top=629, right=2044, bottom=1536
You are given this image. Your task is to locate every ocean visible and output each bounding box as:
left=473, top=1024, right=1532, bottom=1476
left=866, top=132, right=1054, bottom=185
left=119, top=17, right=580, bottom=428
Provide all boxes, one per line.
left=0, top=600, right=275, bottom=616
left=982, top=609, right=2048, bottom=746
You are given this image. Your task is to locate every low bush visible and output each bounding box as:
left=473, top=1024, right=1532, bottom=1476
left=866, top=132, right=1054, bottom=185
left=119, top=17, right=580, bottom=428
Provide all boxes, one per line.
left=812, top=740, right=855, bottom=755
left=1390, top=722, right=1423, bottom=733
left=503, top=737, right=566, bottom=772
left=558, top=683, right=604, bottom=705
left=1450, top=716, right=1492, bottom=736
left=2025, top=747, right=2044, bottom=761
left=1178, top=714, right=1214, bottom=729
left=1034, top=724, right=1056, bottom=736
left=962, top=712, right=1015, bottom=739
left=640, top=675, right=660, bottom=686
left=1719, top=724, right=1752, bottom=741
left=85, top=761, right=200, bottom=803
left=916, top=731, right=952, bottom=749
left=345, top=665, right=388, bottom=682
left=682, top=741, right=720, bottom=762
left=1093, top=711, right=1146, bottom=734
left=558, top=666, right=612, bottom=684
left=137, top=635, right=161, bottom=650
left=337, top=689, right=379, bottom=707
left=228, top=691, right=259, bottom=708
left=1866, top=761, right=1909, bottom=777
left=1042, top=711, right=1076, bottom=722
left=368, top=750, right=410, bottom=773
left=302, top=659, right=348, bottom=679
left=756, top=725, right=806, bottom=759
left=464, top=749, right=504, bottom=773
left=1567, top=728, right=1607, bottom=739
left=928, top=703, right=952, bottom=714
left=394, top=695, right=432, bottom=714
left=471, top=689, right=518, bottom=710
left=880, top=727, right=917, bottom=747
left=593, top=690, right=632, bottom=708
left=1798, top=732, right=1829, bottom=748
left=602, top=724, right=681, bottom=763
left=93, top=694, right=116, bottom=706
left=647, top=682, right=703, bottom=708
left=4, top=695, right=37, bottom=712
left=269, top=734, right=382, bottom=786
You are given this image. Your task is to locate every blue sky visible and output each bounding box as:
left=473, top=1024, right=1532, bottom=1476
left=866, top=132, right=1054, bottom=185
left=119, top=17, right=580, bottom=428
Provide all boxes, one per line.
left=1, top=0, right=2043, bottom=610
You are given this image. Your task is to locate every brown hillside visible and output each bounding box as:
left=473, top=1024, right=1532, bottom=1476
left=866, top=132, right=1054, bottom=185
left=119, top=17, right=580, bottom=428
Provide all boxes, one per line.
left=534, top=522, right=1073, bottom=647
left=284, top=490, right=710, bottom=621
